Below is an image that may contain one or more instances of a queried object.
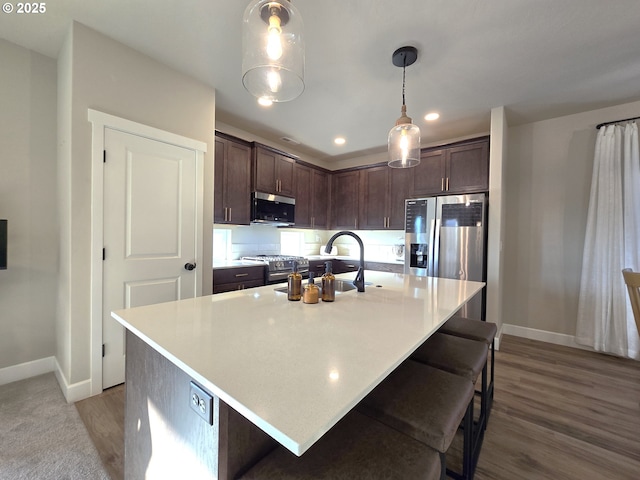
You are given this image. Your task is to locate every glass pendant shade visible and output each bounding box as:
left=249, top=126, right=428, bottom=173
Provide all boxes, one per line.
left=388, top=107, right=421, bottom=168
left=388, top=46, right=420, bottom=168
left=242, top=0, right=305, bottom=103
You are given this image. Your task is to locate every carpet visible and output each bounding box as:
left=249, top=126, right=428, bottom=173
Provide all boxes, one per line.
left=0, top=373, right=110, bottom=479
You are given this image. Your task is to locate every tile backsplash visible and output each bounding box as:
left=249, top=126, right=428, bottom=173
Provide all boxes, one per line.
left=213, top=224, right=405, bottom=261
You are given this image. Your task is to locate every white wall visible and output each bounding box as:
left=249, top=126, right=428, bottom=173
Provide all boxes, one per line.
left=0, top=39, right=58, bottom=381
left=504, top=99, right=640, bottom=338
left=56, top=22, right=216, bottom=396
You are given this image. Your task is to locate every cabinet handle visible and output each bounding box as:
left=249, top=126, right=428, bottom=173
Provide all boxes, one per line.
left=446, top=177, right=449, bottom=191
left=441, top=178, right=445, bottom=191
left=235, top=273, right=249, bottom=277
left=223, top=207, right=227, bottom=221
left=228, top=207, right=232, bottom=221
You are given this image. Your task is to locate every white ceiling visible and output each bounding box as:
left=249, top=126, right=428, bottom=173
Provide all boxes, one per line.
left=2, top=0, right=640, bottom=163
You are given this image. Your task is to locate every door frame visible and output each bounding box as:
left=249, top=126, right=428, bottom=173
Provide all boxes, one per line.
left=88, top=109, right=206, bottom=396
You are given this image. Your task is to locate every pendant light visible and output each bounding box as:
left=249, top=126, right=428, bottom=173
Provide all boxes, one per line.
left=388, top=46, right=420, bottom=168
left=242, top=0, right=305, bottom=103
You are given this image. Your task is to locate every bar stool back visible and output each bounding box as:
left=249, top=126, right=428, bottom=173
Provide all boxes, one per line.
left=237, top=411, right=443, bottom=480
left=357, top=361, right=475, bottom=480
left=439, top=317, right=497, bottom=422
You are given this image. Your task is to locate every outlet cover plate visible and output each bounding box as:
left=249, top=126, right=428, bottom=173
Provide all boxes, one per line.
left=189, top=381, right=213, bottom=425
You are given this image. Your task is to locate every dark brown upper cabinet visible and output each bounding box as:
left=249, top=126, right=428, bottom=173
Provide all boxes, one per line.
left=252, top=144, right=296, bottom=197
left=330, top=170, right=360, bottom=230
left=214, top=133, right=251, bottom=225
left=294, top=164, right=330, bottom=229
left=359, top=166, right=413, bottom=230
left=413, top=138, right=489, bottom=196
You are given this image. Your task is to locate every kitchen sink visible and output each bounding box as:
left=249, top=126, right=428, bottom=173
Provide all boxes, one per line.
left=274, top=280, right=372, bottom=294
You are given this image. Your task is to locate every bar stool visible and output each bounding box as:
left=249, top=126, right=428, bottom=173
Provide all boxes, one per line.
left=438, top=317, right=497, bottom=422
left=236, top=410, right=444, bottom=480
left=410, top=332, right=488, bottom=470
left=357, top=360, right=475, bottom=480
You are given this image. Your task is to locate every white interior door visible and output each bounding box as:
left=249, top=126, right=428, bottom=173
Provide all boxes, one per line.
left=102, top=128, right=199, bottom=389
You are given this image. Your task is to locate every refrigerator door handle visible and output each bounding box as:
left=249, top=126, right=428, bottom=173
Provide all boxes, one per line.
left=430, top=217, right=440, bottom=277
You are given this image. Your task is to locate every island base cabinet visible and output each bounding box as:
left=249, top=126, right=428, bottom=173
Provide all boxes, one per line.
left=124, top=332, right=276, bottom=479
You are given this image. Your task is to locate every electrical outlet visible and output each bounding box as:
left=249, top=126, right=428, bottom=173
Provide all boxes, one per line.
left=189, top=381, right=213, bottom=425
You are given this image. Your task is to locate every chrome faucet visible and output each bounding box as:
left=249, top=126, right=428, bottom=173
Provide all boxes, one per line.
left=325, top=231, right=365, bottom=292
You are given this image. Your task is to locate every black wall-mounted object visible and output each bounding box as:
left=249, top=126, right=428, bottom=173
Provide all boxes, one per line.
left=0, top=220, right=7, bottom=270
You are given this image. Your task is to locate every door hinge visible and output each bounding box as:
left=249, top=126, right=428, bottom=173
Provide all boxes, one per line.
left=103, top=150, right=106, bottom=163
left=102, top=248, right=106, bottom=260
left=102, top=344, right=105, bottom=357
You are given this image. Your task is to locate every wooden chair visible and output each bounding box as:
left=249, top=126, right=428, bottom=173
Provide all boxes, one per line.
left=622, top=268, right=640, bottom=336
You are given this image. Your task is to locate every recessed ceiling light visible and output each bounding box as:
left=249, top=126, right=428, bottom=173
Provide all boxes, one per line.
left=425, top=112, right=440, bottom=121
left=334, top=137, right=346, bottom=145
left=258, top=97, right=273, bottom=107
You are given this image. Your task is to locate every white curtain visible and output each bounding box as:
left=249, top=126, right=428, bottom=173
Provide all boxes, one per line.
left=576, top=122, right=640, bottom=359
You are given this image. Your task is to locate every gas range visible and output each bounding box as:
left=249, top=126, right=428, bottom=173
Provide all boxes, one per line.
left=241, top=255, right=309, bottom=284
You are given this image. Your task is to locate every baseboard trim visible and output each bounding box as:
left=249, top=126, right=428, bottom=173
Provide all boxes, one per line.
left=0, top=356, right=55, bottom=386
left=54, top=358, right=92, bottom=403
left=500, top=324, right=594, bottom=351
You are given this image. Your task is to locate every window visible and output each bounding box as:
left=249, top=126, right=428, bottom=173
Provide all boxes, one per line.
left=280, top=231, right=304, bottom=256
left=213, top=228, right=232, bottom=261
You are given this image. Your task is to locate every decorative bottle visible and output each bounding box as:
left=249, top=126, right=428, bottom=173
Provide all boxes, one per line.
left=303, top=272, right=320, bottom=304
left=287, top=261, right=302, bottom=301
left=321, top=261, right=335, bottom=302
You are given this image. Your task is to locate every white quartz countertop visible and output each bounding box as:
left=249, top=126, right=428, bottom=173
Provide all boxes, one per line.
left=112, top=271, right=484, bottom=456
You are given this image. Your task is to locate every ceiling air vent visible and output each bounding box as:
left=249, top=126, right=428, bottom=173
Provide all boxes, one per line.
left=281, top=136, right=300, bottom=145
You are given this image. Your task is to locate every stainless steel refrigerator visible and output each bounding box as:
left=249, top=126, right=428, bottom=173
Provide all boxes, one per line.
left=404, top=193, right=488, bottom=320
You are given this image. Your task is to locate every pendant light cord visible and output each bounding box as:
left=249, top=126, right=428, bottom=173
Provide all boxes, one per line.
left=402, top=64, right=406, bottom=107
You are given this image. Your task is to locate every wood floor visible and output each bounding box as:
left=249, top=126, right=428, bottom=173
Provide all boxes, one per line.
left=75, top=382, right=125, bottom=480
left=76, top=334, right=640, bottom=479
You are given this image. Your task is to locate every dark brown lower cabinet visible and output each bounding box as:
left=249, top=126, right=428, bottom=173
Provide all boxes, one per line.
left=310, top=259, right=359, bottom=276
left=213, top=265, right=266, bottom=294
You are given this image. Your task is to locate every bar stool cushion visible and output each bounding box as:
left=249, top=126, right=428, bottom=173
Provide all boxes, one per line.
left=410, top=332, right=487, bottom=381
left=439, top=317, right=497, bottom=345
left=357, top=361, right=474, bottom=453
left=238, top=411, right=442, bottom=480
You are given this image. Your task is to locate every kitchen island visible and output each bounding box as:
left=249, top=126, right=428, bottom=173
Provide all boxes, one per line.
left=112, top=271, right=484, bottom=479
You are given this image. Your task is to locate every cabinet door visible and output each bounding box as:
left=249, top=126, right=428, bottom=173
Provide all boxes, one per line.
left=277, top=156, right=295, bottom=196
left=294, top=164, right=312, bottom=228
left=309, top=260, right=326, bottom=277
left=333, top=259, right=359, bottom=274
left=331, top=171, right=360, bottom=229
left=413, top=149, right=446, bottom=196
left=359, top=166, right=388, bottom=229
left=214, top=136, right=251, bottom=224
left=214, top=137, right=227, bottom=223
left=311, top=169, right=329, bottom=228
left=388, top=167, right=413, bottom=229
left=225, top=141, right=252, bottom=224
left=446, top=141, right=489, bottom=193
left=254, top=146, right=278, bottom=194
left=213, top=265, right=265, bottom=294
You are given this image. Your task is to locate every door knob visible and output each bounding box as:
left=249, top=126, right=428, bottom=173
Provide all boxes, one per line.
left=184, top=262, right=197, bottom=271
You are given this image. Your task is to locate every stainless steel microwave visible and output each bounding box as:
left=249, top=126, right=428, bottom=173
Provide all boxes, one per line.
left=251, top=192, right=295, bottom=226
